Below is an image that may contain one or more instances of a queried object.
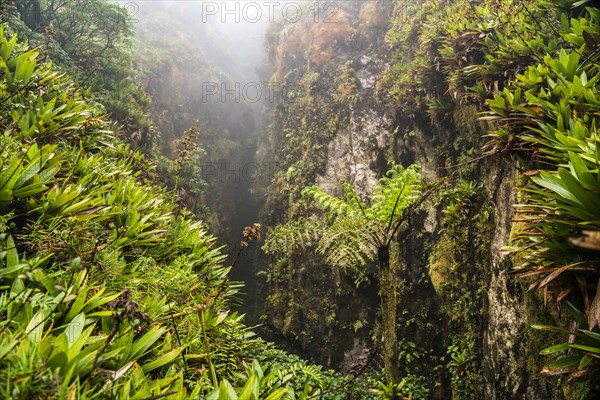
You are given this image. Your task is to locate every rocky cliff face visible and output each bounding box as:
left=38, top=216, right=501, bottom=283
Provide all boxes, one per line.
left=260, top=2, right=563, bottom=398
left=260, top=0, right=393, bottom=371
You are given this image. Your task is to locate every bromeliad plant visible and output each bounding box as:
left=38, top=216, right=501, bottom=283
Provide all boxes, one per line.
left=533, top=302, right=600, bottom=378
left=379, top=0, right=590, bottom=124
left=264, top=164, right=425, bottom=384
left=482, top=3, right=600, bottom=380
left=0, top=25, right=244, bottom=399
left=379, top=0, right=600, bottom=384
left=206, top=360, right=294, bottom=400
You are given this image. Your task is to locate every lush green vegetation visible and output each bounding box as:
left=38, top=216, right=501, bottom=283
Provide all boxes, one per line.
left=485, top=6, right=600, bottom=379
left=7, top=0, right=153, bottom=146
left=263, top=0, right=600, bottom=397
left=377, top=0, right=600, bottom=390
left=0, top=23, right=390, bottom=400
left=0, top=3, right=417, bottom=397
left=265, top=165, right=425, bottom=384
left=2, top=0, right=600, bottom=398
left=0, top=24, right=234, bottom=398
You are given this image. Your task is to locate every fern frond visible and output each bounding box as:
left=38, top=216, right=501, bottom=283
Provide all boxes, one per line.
left=340, top=180, right=370, bottom=217
left=263, top=367, right=294, bottom=393
left=317, top=217, right=382, bottom=270
left=263, top=362, right=325, bottom=392
left=371, top=164, right=423, bottom=224
left=262, top=217, right=324, bottom=256
left=302, top=185, right=363, bottom=219
left=267, top=165, right=424, bottom=275
left=293, top=363, right=325, bottom=389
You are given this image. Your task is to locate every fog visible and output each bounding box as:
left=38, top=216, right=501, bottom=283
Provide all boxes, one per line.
left=116, top=1, right=304, bottom=318
left=120, top=1, right=298, bottom=82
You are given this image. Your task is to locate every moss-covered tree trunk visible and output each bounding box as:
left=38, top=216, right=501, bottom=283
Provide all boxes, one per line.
left=379, top=242, right=401, bottom=384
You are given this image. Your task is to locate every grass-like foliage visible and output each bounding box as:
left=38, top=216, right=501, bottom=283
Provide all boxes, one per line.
left=480, top=3, right=600, bottom=380
left=0, top=24, right=392, bottom=400
left=0, top=25, right=261, bottom=399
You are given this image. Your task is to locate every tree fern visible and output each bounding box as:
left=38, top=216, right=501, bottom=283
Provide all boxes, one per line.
left=317, top=217, right=382, bottom=271
left=302, top=185, right=362, bottom=218
left=264, top=163, right=425, bottom=384
left=340, top=180, right=370, bottom=217
left=265, top=164, right=423, bottom=268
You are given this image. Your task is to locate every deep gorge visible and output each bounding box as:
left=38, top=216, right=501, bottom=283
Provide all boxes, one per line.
left=2, top=1, right=600, bottom=399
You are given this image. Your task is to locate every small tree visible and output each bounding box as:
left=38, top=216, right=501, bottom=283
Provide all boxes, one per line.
left=263, top=164, right=424, bottom=383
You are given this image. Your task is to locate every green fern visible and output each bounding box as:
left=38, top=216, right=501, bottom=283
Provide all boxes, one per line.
left=317, top=217, right=382, bottom=270
left=262, top=217, right=324, bottom=256
left=264, top=163, right=425, bottom=384
left=302, top=185, right=359, bottom=218
left=371, top=164, right=423, bottom=224
left=262, top=361, right=325, bottom=395
left=265, top=163, right=423, bottom=272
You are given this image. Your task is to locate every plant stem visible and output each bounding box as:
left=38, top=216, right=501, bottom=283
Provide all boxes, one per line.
left=197, top=305, right=218, bottom=387
left=379, top=243, right=401, bottom=384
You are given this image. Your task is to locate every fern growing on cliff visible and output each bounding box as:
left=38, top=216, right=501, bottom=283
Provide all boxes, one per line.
left=264, top=165, right=422, bottom=271
left=264, top=164, right=424, bottom=384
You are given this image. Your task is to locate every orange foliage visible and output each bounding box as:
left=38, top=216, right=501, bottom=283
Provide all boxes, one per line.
left=273, top=30, right=308, bottom=81
left=309, top=9, right=352, bottom=66
left=358, top=2, right=389, bottom=32
left=282, top=32, right=306, bottom=58
left=271, top=8, right=354, bottom=80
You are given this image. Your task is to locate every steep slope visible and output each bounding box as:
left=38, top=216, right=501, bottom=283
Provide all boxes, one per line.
left=260, top=1, right=600, bottom=398
left=0, top=25, right=239, bottom=398
left=260, top=0, right=395, bottom=371
left=0, top=23, right=387, bottom=400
